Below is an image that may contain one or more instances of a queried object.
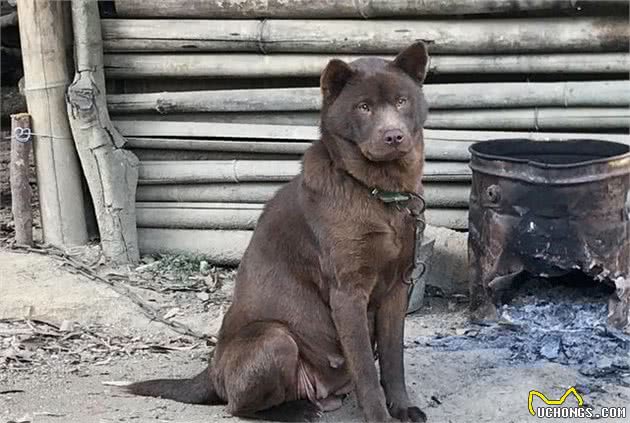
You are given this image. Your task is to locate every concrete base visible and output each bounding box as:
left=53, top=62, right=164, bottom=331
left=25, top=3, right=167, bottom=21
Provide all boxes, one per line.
left=423, top=224, right=469, bottom=296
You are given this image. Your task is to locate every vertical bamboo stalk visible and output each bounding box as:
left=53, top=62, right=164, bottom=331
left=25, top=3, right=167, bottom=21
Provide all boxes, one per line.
left=16, top=0, right=88, bottom=247
left=66, top=0, right=140, bottom=264
left=10, top=113, right=32, bottom=246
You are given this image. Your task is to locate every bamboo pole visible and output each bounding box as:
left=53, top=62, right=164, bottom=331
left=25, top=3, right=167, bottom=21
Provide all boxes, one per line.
left=138, top=160, right=302, bottom=184
left=109, top=87, right=320, bottom=114
left=115, top=121, right=630, bottom=145
left=16, top=0, right=88, bottom=248
left=137, top=210, right=468, bottom=263
left=101, top=18, right=630, bottom=53
left=138, top=228, right=251, bottom=265
left=137, top=183, right=282, bottom=203
left=66, top=0, right=140, bottom=264
left=137, top=160, right=472, bottom=184
left=114, top=120, right=320, bottom=139
left=421, top=129, right=630, bottom=145
left=114, top=0, right=613, bottom=18
left=427, top=108, right=630, bottom=130
left=136, top=202, right=262, bottom=230
left=136, top=203, right=468, bottom=230
left=126, top=138, right=313, bottom=155
left=126, top=139, right=473, bottom=161
left=106, top=81, right=630, bottom=113
left=10, top=113, right=32, bottom=246
left=103, top=53, right=630, bottom=79
left=135, top=183, right=471, bottom=207
left=128, top=135, right=630, bottom=160
left=116, top=108, right=630, bottom=129
left=132, top=149, right=300, bottom=161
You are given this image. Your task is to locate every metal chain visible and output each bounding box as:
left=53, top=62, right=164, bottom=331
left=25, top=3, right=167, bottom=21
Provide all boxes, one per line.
left=5, top=241, right=215, bottom=344
left=3, top=127, right=73, bottom=142
left=402, top=193, right=429, bottom=287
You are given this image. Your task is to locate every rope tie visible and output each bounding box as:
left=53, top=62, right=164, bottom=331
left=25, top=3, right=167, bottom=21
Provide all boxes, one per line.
left=230, top=159, right=240, bottom=183
left=562, top=81, right=569, bottom=108
left=6, top=128, right=73, bottom=142
left=256, top=19, right=268, bottom=55
left=353, top=0, right=370, bottom=19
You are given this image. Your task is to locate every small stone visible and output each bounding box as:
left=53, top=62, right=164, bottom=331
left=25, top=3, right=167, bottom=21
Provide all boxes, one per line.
left=196, top=292, right=210, bottom=302
left=59, top=320, right=74, bottom=332
left=199, top=260, right=210, bottom=276
left=612, top=354, right=630, bottom=369
left=15, top=414, right=31, bottom=423
left=595, top=356, right=613, bottom=370
left=574, top=383, right=591, bottom=395
left=135, top=261, right=160, bottom=272
left=540, top=338, right=561, bottom=360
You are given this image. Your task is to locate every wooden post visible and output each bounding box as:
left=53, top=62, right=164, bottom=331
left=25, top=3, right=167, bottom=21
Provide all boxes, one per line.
left=66, top=0, right=140, bottom=264
left=16, top=0, right=88, bottom=248
left=10, top=113, right=32, bottom=246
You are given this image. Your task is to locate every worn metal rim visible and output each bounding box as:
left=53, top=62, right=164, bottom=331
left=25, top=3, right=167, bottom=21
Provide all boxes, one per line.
left=469, top=139, right=630, bottom=184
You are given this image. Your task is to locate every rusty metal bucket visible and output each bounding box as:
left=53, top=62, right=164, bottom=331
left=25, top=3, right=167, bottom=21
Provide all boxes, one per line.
left=467, top=139, right=630, bottom=332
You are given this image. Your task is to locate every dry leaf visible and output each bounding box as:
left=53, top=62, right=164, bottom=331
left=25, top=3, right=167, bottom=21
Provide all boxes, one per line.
left=163, top=308, right=180, bottom=320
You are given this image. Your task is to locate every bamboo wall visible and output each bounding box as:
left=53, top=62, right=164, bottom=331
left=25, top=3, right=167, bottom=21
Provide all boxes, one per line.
left=103, top=0, right=630, bottom=263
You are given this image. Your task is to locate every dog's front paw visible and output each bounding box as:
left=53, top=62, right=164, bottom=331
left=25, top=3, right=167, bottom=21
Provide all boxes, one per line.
left=389, top=405, right=427, bottom=422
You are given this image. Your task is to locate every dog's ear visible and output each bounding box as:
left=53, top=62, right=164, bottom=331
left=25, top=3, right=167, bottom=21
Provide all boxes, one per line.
left=320, top=59, right=354, bottom=104
left=392, top=42, right=429, bottom=84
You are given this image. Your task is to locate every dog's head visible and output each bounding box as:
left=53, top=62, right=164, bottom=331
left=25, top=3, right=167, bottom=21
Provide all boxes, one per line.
left=320, top=42, right=429, bottom=162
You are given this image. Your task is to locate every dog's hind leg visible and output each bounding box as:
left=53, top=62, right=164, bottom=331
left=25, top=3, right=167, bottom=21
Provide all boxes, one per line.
left=216, top=322, right=321, bottom=422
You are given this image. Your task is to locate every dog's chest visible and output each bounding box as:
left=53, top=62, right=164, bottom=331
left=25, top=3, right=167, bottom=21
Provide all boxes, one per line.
left=365, top=209, right=416, bottom=269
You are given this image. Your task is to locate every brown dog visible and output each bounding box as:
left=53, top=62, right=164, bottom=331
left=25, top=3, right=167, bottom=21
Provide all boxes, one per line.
left=127, top=42, right=430, bottom=422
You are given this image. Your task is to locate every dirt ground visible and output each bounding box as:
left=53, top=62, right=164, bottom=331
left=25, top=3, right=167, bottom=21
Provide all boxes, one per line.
left=1, top=248, right=629, bottom=423
left=1, top=132, right=629, bottom=422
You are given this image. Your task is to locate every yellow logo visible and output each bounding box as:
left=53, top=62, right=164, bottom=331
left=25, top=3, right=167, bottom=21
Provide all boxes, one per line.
left=528, top=387, right=584, bottom=416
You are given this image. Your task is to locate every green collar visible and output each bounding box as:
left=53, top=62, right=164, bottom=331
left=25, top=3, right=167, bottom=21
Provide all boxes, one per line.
left=371, top=188, right=427, bottom=222
left=371, top=188, right=415, bottom=204
left=342, top=170, right=425, bottom=211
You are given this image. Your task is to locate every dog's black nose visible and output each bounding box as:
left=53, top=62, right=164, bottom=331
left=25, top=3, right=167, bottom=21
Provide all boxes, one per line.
left=383, top=129, right=404, bottom=145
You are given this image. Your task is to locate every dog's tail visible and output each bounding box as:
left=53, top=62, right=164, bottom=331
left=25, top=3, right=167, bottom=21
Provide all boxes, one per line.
left=124, top=365, right=222, bottom=405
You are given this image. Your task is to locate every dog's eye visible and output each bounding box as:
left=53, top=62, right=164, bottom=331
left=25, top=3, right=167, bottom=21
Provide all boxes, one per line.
left=396, top=97, right=408, bottom=108
left=358, top=103, right=370, bottom=113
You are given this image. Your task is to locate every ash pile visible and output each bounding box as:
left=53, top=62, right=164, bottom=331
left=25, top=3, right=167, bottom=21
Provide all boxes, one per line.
left=418, top=275, right=630, bottom=386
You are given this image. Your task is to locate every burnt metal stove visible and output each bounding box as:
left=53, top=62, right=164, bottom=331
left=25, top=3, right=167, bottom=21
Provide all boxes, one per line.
left=468, top=139, right=630, bottom=332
